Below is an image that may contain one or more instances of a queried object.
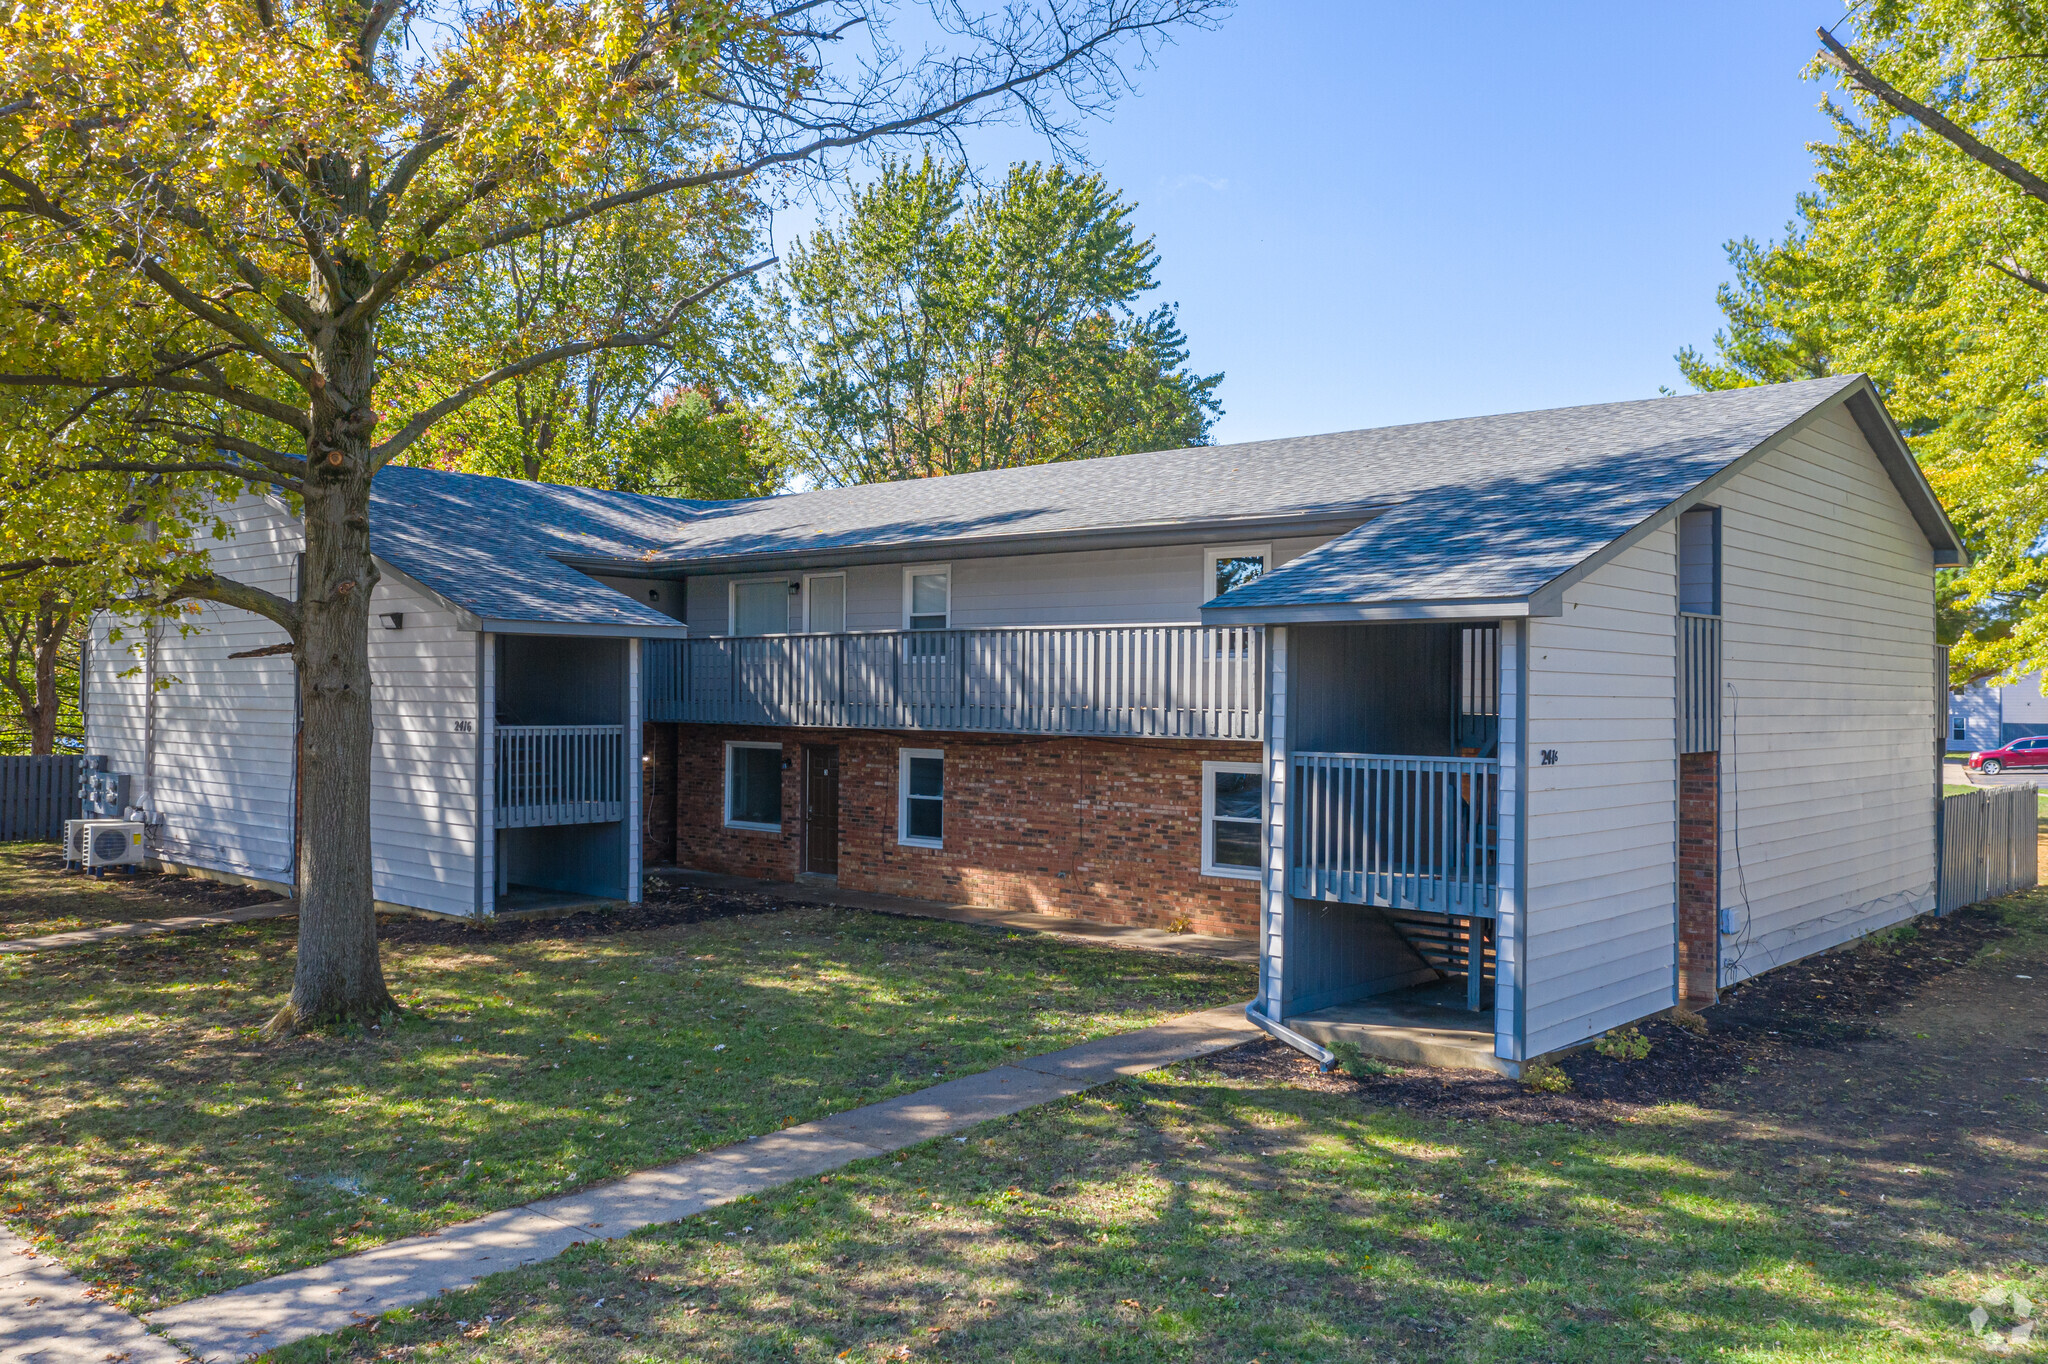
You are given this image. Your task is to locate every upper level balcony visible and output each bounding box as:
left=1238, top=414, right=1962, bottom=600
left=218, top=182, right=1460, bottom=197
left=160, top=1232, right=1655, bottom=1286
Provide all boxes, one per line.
left=644, top=624, right=1265, bottom=740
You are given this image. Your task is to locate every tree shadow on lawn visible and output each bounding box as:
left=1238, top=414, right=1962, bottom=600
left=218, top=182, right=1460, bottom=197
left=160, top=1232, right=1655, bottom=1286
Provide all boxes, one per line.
left=278, top=898, right=2048, bottom=1364
left=276, top=1058, right=2018, bottom=1364
left=0, top=897, right=1251, bottom=1312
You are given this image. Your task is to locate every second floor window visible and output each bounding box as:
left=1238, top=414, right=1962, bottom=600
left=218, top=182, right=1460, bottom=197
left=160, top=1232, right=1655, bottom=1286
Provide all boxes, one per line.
left=1205, top=545, right=1270, bottom=601
left=905, top=568, right=950, bottom=630
left=733, top=580, right=790, bottom=636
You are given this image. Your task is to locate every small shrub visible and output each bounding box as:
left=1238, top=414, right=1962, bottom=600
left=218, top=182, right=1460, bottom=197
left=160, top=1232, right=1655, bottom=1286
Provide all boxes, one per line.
left=1165, top=916, right=1194, bottom=935
left=1593, top=1026, right=1651, bottom=1061
left=1328, top=1041, right=1398, bottom=1078
left=1668, top=1004, right=1708, bottom=1035
left=1521, top=1062, right=1572, bottom=1092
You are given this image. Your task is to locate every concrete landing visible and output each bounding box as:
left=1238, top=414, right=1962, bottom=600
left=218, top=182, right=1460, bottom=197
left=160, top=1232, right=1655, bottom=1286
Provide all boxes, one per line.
left=1286, top=981, right=1506, bottom=1074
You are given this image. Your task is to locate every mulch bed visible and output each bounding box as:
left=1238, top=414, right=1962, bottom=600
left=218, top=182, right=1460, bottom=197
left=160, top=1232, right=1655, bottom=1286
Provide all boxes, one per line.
left=1204, top=903, right=2013, bottom=1123
left=10, top=843, right=285, bottom=914
left=373, top=879, right=801, bottom=947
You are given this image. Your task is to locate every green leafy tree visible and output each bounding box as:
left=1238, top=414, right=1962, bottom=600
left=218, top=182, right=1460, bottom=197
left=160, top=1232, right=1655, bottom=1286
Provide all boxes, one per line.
left=774, top=157, right=1222, bottom=485
left=395, top=174, right=769, bottom=488
left=0, top=0, right=1227, bottom=1031
left=618, top=386, right=782, bottom=500
left=1681, top=8, right=2048, bottom=680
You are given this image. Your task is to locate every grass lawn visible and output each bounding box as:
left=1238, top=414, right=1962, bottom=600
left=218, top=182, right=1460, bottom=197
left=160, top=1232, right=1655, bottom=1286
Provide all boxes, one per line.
left=271, top=897, right=2048, bottom=1364
left=0, top=848, right=1252, bottom=1312
left=0, top=840, right=282, bottom=938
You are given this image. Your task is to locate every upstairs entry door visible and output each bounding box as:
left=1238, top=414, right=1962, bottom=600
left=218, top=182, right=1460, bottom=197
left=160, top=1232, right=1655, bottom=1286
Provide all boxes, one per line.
left=803, top=745, right=840, bottom=876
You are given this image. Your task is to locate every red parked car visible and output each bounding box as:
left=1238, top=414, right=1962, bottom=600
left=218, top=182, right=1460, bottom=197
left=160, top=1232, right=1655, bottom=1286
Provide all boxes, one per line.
left=1966, top=737, right=2048, bottom=774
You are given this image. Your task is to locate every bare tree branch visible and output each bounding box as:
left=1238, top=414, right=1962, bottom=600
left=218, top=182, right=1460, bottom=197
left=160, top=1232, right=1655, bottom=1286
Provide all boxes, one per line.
left=159, top=573, right=301, bottom=636
left=1991, top=256, right=2048, bottom=296
left=1818, top=26, right=2048, bottom=208
left=63, top=457, right=298, bottom=489
left=0, top=371, right=311, bottom=436
left=370, top=256, right=774, bottom=466
left=228, top=640, right=296, bottom=659
left=0, top=557, right=89, bottom=582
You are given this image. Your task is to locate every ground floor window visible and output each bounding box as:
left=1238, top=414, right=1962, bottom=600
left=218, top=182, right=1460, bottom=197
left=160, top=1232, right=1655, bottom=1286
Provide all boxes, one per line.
left=1202, top=760, right=1262, bottom=878
left=899, top=748, right=944, bottom=847
left=725, top=741, right=783, bottom=830
left=1953, top=716, right=1969, bottom=744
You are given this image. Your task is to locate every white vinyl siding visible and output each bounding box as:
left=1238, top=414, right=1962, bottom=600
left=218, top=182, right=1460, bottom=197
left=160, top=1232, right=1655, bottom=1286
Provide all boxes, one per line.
left=683, top=535, right=1331, bottom=634
left=82, top=493, right=485, bottom=914
left=1711, top=405, right=1936, bottom=978
left=1515, top=402, right=1938, bottom=1060
left=144, top=495, right=301, bottom=884
left=368, top=572, right=482, bottom=917
left=1522, top=528, right=1680, bottom=1059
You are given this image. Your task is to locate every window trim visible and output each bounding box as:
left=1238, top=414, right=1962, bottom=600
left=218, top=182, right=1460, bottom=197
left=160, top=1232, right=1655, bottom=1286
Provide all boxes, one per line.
left=901, top=563, right=952, bottom=631
left=1203, top=544, right=1273, bottom=603
left=898, top=747, right=945, bottom=849
left=802, top=572, right=847, bottom=634
left=728, top=577, right=795, bottom=637
left=723, top=740, right=784, bottom=832
left=1201, top=759, right=1264, bottom=880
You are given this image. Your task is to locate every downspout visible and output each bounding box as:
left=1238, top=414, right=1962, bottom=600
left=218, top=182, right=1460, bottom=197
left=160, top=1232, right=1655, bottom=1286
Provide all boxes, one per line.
left=1243, top=1002, right=1336, bottom=1071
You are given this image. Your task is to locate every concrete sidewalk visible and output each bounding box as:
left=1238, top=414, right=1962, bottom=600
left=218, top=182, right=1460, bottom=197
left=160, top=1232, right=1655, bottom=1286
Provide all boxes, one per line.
left=647, top=867, right=1257, bottom=963
left=1, top=1222, right=190, bottom=1364
left=0, top=902, right=295, bottom=956
left=140, top=1001, right=1258, bottom=1363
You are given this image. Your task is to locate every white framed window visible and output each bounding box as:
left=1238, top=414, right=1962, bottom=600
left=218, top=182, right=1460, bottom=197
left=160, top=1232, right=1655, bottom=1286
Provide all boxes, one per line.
left=1204, top=544, right=1271, bottom=602
left=902, top=565, right=951, bottom=630
left=1952, top=716, right=1969, bottom=744
left=898, top=748, right=944, bottom=847
left=724, top=740, right=784, bottom=831
left=803, top=573, right=846, bottom=633
left=729, top=578, right=794, bottom=636
left=1201, top=760, right=1263, bottom=879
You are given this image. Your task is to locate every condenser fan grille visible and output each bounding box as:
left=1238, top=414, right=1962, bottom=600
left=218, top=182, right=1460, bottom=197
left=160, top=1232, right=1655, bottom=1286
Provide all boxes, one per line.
left=92, top=828, right=131, bottom=861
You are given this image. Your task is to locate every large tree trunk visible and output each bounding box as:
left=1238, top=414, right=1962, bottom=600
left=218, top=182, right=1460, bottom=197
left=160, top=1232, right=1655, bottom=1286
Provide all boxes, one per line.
left=27, top=600, right=61, bottom=755
left=266, top=318, right=395, bottom=1035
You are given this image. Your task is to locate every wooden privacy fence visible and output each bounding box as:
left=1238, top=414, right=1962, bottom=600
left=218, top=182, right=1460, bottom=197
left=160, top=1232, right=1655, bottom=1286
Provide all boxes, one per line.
left=1939, top=784, right=2040, bottom=913
left=0, top=755, right=80, bottom=841
left=644, top=625, right=1264, bottom=739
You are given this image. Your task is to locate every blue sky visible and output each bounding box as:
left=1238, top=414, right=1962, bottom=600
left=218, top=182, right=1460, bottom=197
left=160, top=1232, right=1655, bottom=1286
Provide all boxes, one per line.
left=803, top=1, right=1850, bottom=445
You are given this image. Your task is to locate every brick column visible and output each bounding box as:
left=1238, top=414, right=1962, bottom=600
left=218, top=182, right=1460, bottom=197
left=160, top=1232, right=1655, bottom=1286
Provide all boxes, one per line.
left=1678, top=750, right=1719, bottom=1004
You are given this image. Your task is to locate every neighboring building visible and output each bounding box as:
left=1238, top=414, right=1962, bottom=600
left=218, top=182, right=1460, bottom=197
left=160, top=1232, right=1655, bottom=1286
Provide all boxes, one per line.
left=83, top=374, right=1965, bottom=1072
left=1950, top=671, right=2048, bottom=751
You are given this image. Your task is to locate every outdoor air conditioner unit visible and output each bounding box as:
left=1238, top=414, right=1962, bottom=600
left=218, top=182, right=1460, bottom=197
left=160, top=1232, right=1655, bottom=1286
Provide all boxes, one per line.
left=80, top=820, right=146, bottom=873
left=61, top=819, right=88, bottom=870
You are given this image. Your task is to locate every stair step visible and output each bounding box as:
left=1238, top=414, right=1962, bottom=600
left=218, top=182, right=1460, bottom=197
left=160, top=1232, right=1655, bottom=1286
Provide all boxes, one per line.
left=1382, top=910, right=1495, bottom=979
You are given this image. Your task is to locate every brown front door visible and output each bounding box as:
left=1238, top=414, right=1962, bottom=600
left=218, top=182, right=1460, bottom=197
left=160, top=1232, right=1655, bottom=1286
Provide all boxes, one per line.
left=803, top=745, right=840, bottom=876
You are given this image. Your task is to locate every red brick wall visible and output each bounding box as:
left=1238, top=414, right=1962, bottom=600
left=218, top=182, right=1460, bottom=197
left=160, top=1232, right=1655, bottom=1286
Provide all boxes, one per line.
left=1678, top=750, right=1719, bottom=1004
left=666, top=726, right=1265, bottom=936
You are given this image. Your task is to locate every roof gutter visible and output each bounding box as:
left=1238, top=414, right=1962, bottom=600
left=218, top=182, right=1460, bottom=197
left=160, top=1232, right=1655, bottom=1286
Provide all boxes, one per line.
left=1202, top=596, right=1539, bottom=626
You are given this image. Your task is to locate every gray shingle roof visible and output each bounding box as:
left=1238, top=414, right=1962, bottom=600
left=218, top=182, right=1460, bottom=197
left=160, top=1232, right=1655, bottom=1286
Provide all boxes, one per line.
left=367, top=374, right=1942, bottom=629
left=1202, top=375, right=1880, bottom=616
left=369, top=466, right=703, bottom=630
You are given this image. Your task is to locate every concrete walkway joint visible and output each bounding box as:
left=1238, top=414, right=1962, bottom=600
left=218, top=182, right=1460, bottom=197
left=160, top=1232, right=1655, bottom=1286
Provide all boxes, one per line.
left=130, top=1001, right=1256, bottom=1362
left=0, top=903, right=295, bottom=956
